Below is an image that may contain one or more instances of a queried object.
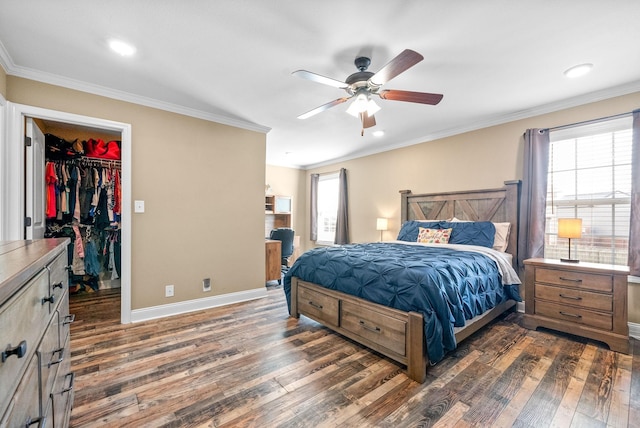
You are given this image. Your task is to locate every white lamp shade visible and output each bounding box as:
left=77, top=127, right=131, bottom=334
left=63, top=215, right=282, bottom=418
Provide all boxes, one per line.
left=376, top=218, right=388, bottom=231
left=557, top=218, right=582, bottom=239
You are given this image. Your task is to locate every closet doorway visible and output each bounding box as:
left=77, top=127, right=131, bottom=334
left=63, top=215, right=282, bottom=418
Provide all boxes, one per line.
left=3, top=102, right=132, bottom=323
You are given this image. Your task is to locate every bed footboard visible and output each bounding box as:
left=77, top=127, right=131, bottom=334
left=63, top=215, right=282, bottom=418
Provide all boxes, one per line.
left=291, top=276, right=427, bottom=383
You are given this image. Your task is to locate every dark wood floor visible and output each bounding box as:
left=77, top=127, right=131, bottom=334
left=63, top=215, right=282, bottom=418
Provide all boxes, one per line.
left=68, top=286, right=640, bottom=427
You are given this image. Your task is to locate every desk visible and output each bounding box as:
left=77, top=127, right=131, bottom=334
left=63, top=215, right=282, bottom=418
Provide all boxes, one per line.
left=265, top=239, right=282, bottom=282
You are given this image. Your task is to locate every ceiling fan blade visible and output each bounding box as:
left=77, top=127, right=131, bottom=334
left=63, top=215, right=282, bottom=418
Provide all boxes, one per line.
left=360, top=112, right=376, bottom=128
left=292, top=70, right=348, bottom=89
left=378, top=89, right=443, bottom=105
left=369, top=49, right=424, bottom=86
left=297, top=97, right=350, bottom=119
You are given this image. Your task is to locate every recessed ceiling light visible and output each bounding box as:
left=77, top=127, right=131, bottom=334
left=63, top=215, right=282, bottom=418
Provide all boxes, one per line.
left=563, top=63, right=593, bottom=78
left=108, top=39, right=136, bottom=57
left=372, top=130, right=385, bottom=137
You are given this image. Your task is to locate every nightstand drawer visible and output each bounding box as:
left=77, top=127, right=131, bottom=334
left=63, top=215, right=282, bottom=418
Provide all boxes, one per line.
left=535, top=267, right=612, bottom=292
left=535, top=300, right=612, bottom=331
left=534, top=284, right=612, bottom=312
left=298, top=284, right=339, bottom=328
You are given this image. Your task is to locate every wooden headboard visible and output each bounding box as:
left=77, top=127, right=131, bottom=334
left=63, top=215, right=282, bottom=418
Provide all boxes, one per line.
left=400, top=180, right=521, bottom=267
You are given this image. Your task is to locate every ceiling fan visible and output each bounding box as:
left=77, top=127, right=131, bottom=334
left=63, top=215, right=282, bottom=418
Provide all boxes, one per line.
left=293, top=49, right=443, bottom=134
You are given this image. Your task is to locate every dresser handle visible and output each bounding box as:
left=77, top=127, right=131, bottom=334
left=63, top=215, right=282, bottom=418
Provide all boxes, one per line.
left=2, top=340, right=27, bottom=363
left=61, top=372, right=75, bottom=394
left=48, top=347, right=65, bottom=367
left=359, top=320, right=382, bottom=334
left=308, top=301, right=323, bottom=310
left=559, top=311, right=582, bottom=319
left=559, top=276, right=582, bottom=283
left=63, top=314, right=76, bottom=325
left=559, top=294, right=582, bottom=301
left=41, top=295, right=55, bottom=305
left=26, top=416, right=45, bottom=427
left=53, top=281, right=64, bottom=289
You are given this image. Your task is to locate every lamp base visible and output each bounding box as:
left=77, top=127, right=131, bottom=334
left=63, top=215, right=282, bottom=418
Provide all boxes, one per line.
left=560, top=258, right=580, bottom=263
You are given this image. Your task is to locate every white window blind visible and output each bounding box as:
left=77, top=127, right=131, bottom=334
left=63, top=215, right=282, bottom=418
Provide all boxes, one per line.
left=316, top=172, right=339, bottom=244
left=545, top=116, right=632, bottom=265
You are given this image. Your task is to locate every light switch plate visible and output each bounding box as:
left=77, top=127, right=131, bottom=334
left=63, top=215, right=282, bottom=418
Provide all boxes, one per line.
left=134, top=200, right=145, bottom=213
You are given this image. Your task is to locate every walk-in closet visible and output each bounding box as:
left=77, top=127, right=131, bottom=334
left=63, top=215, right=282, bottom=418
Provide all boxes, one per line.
left=33, top=118, right=122, bottom=312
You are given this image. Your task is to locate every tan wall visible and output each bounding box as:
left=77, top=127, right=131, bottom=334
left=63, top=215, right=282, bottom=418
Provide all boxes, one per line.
left=7, top=76, right=266, bottom=310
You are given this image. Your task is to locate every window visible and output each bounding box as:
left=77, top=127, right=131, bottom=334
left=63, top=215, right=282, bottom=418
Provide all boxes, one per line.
left=544, top=116, right=632, bottom=265
left=316, top=172, right=339, bottom=244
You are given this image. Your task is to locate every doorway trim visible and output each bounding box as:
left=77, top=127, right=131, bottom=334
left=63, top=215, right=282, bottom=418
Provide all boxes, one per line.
left=2, top=102, right=132, bottom=323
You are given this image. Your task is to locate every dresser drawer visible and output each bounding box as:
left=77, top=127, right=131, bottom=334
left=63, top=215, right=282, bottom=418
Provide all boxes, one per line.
left=340, top=301, right=406, bottom=356
left=298, top=284, right=339, bottom=327
left=535, top=300, right=613, bottom=331
left=0, top=268, right=51, bottom=412
left=46, top=251, right=69, bottom=313
left=535, top=267, right=612, bottom=292
left=0, top=355, right=40, bottom=428
left=39, top=312, right=63, bottom=410
left=534, top=283, right=612, bottom=312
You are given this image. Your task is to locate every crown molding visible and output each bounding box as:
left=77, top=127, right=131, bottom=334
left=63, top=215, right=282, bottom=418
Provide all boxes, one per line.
left=302, top=80, right=640, bottom=170
left=0, top=42, right=270, bottom=134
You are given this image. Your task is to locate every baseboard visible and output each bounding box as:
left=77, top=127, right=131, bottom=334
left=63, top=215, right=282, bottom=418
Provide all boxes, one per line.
left=130, top=287, right=268, bottom=323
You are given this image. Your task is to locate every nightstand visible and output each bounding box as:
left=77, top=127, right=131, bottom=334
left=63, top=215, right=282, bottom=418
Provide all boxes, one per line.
left=523, top=258, right=630, bottom=353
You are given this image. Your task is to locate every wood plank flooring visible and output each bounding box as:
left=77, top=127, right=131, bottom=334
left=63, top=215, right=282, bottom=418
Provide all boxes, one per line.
left=68, top=286, right=640, bottom=427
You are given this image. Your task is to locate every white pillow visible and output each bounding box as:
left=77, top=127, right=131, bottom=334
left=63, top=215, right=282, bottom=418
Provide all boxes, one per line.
left=450, top=217, right=511, bottom=252
left=492, top=222, right=511, bottom=252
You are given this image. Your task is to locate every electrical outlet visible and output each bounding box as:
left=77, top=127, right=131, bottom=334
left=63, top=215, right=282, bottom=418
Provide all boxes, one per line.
left=203, top=278, right=211, bottom=292
left=165, top=284, right=174, bottom=297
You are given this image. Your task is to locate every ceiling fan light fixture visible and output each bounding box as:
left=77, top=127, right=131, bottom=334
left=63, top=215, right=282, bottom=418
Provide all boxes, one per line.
left=346, top=93, right=380, bottom=117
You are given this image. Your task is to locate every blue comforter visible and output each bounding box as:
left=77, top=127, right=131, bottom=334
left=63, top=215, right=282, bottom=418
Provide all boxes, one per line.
left=283, top=242, right=521, bottom=363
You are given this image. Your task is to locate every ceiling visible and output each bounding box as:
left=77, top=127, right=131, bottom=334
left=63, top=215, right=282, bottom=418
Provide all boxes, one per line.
left=1, top=1, right=639, bottom=169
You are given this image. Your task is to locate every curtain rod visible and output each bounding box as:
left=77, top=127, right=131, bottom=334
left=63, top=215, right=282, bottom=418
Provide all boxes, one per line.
left=547, top=110, right=636, bottom=132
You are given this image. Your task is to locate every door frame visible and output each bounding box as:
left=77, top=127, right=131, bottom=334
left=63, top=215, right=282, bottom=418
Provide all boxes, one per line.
left=2, top=102, right=132, bottom=323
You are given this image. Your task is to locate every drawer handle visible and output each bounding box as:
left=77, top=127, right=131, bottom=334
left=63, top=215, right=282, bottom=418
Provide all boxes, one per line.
left=2, top=340, right=27, bottom=363
left=559, top=311, right=582, bottom=319
left=559, top=276, right=582, bottom=283
left=63, top=314, right=76, bottom=325
left=359, top=320, right=381, bottom=334
left=53, top=281, right=64, bottom=289
left=559, top=293, right=582, bottom=301
left=42, top=295, right=55, bottom=305
left=308, top=301, right=323, bottom=310
left=48, top=347, right=65, bottom=367
left=62, top=372, right=75, bottom=394
left=26, top=416, right=45, bottom=427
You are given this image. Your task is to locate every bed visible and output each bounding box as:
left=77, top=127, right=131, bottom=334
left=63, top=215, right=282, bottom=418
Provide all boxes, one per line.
left=284, top=180, right=522, bottom=383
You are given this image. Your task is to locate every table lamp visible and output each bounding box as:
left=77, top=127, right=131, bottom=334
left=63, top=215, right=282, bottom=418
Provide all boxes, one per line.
left=376, top=218, right=388, bottom=242
left=557, top=218, right=582, bottom=263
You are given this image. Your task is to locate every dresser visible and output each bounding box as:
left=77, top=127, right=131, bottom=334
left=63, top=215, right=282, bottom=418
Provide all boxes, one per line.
left=1, top=239, right=74, bottom=427
left=523, top=258, right=629, bottom=353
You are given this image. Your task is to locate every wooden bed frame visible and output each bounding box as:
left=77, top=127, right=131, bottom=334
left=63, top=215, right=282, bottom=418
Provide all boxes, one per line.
left=290, top=180, right=521, bottom=383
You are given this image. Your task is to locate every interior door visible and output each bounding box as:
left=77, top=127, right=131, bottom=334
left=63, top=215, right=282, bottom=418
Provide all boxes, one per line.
left=25, top=118, right=46, bottom=239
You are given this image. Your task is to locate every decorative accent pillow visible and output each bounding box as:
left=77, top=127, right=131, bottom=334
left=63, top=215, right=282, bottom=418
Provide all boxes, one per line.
left=417, top=227, right=452, bottom=244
